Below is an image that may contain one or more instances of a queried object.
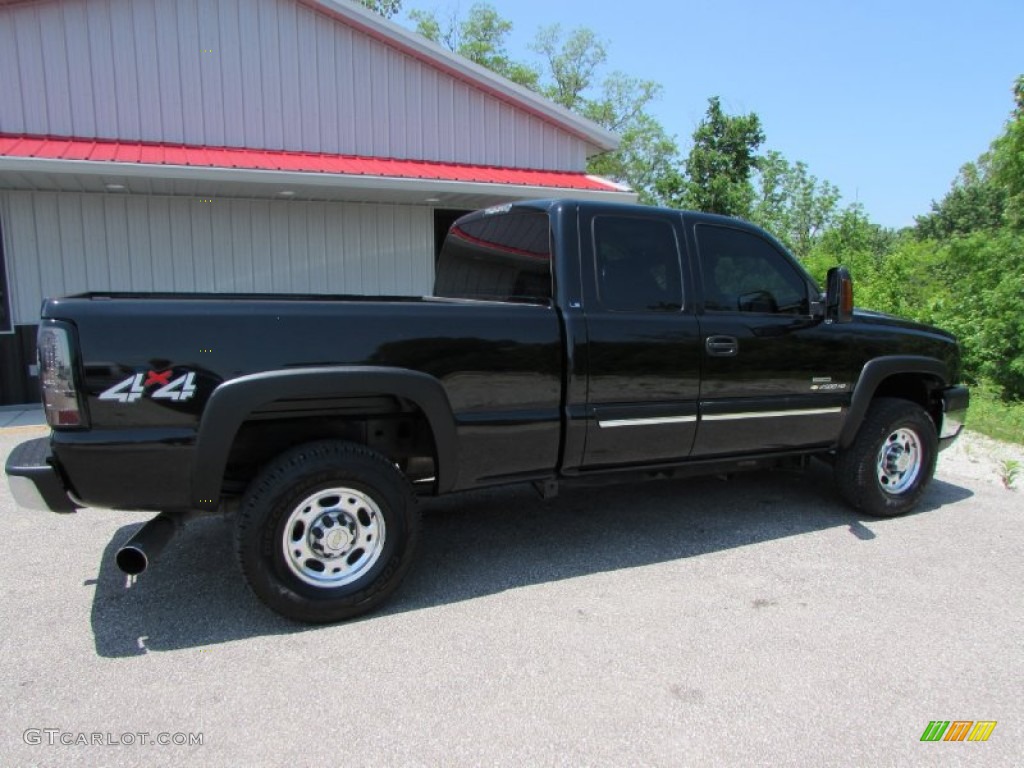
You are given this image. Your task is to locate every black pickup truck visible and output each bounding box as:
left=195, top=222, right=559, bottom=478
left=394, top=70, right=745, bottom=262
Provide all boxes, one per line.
left=6, top=199, right=968, bottom=622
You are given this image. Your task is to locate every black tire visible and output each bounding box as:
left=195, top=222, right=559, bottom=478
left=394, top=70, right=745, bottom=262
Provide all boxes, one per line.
left=235, top=440, right=419, bottom=623
left=835, top=398, right=938, bottom=517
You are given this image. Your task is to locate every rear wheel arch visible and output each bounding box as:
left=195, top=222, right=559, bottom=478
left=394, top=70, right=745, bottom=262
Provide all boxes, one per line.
left=223, top=402, right=438, bottom=493
left=191, top=367, right=458, bottom=509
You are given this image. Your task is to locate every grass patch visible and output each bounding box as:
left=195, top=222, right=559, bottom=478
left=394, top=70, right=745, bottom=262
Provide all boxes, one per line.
left=965, top=381, right=1024, bottom=445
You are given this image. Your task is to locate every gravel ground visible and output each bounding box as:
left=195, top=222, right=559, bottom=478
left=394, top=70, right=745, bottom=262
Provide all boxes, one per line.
left=941, top=430, right=1024, bottom=489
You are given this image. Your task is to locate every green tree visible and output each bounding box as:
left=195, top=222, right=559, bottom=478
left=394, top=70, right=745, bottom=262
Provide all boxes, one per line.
left=531, top=25, right=607, bottom=112
left=668, top=97, right=765, bottom=217
left=803, top=204, right=898, bottom=300
left=357, top=0, right=403, bottom=18
left=751, top=150, right=790, bottom=233
left=914, top=161, right=1005, bottom=239
left=408, top=5, right=679, bottom=204
left=752, top=150, right=841, bottom=259
left=988, top=75, right=1024, bottom=228
left=529, top=27, right=680, bottom=202
left=901, top=75, right=1024, bottom=398
left=916, top=75, right=1023, bottom=238
left=936, top=230, right=1024, bottom=396
left=579, top=74, right=679, bottom=204
left=410, top=3, right=540, bottom=89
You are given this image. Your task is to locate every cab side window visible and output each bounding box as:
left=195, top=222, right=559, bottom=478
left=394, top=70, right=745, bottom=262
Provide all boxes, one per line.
left=696, top=224, right=809, bottom=314
left=594, top=216, right=683, bottom=312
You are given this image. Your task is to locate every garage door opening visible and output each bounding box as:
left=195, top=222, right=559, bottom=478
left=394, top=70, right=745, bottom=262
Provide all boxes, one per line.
left=433, top=209, right=474, bottom=262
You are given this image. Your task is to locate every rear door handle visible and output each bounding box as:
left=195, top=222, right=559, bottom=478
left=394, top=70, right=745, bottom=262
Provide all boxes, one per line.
left=705, top=335, right=738, bottom=357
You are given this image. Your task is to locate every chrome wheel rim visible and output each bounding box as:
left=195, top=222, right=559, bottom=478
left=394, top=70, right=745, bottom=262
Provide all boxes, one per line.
left=876, top=427, right=922, bottom=495
left=281, top=488, right=386, bottom=587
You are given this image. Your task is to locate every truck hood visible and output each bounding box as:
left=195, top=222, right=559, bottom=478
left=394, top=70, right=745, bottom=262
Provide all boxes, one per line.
left=853, top=308, right=956, bottom=341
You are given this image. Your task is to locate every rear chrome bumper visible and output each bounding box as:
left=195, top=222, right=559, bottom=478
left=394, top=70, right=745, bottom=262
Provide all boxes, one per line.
left=4, top=437, right=78, bottom=512
left=938, top=385, right=969, bottom=450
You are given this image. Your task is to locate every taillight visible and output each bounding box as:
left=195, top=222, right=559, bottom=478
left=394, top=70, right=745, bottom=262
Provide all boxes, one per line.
left=38, top=322, right=85, bottom=428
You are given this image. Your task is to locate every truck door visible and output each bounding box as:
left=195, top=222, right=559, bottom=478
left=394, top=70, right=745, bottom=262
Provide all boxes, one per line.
left=690, top=220, right=848, bottom=456
left=578, top=208, right=702, bottom=467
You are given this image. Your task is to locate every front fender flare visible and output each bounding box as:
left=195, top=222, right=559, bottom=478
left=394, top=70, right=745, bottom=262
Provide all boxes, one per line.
left=191, top=366, right=458, bottom=508
left=839, top=355, right=949, bottom=448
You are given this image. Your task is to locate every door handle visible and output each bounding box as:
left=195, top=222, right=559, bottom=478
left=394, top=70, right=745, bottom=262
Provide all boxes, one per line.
left=705, top=335, right=738, bottom=357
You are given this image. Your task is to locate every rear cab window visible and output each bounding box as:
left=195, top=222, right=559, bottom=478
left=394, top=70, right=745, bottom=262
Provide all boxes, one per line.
left=433, top=207, right=552, bottom=304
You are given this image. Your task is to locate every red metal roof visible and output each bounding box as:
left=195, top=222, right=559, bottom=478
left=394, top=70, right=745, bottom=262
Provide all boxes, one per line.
left=0, top=134, right=625, bottom=192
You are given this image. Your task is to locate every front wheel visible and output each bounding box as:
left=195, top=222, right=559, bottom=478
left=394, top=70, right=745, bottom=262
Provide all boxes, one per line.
left=834, top=398, right=938, bottom=517
left=235, top=440, right=419, bottom=623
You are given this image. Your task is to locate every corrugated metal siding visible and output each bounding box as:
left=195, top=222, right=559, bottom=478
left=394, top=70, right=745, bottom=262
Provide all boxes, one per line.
left=0, top=0, right=590, bottom=171
left=0, top=190, right=435, bottom=324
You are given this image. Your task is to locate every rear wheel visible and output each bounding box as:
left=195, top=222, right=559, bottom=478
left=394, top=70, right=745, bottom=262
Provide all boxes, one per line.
left=835, top=398, right=938, bottom=517
left=235, top=440, right=419, bottom=623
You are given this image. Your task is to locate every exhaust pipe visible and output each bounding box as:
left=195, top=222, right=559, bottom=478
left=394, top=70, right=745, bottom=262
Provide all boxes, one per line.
left=116, top=513, right=179, bottom=575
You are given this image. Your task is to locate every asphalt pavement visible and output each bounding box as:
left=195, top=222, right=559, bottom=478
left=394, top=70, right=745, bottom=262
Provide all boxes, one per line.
left=0, top=423, right=1020, bottom=767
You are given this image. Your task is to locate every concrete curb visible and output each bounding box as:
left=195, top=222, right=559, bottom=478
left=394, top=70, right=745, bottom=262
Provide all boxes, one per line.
left=0, top=406, right=46, bottom=430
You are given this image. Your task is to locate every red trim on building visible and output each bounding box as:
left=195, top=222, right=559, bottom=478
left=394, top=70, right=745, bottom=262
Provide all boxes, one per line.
left=0, top=134, right=624, bottom=192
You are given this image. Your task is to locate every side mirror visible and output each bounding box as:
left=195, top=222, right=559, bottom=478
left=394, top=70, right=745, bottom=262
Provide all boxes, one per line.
left=825, top=266, right=854, bottom=324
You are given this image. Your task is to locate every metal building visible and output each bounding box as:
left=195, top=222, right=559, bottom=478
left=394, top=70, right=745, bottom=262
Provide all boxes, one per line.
left=0, top=0, right=633, bottom=404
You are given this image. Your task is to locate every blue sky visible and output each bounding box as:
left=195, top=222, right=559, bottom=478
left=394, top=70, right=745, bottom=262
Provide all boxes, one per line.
left=396, top=0, right=1023, bottom=228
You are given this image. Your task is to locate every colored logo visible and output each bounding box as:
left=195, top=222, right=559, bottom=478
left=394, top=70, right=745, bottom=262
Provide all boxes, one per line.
left=99, top=371, right=197, bottom=403
left=920, top=721, right=997, bottom=742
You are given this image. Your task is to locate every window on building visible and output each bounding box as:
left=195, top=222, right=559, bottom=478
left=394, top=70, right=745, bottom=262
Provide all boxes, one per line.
left=593, top=215, right=683, bottom=312
left=696, top=224, right=810, bottom=314
left=433, top=208, right=552, bottom=303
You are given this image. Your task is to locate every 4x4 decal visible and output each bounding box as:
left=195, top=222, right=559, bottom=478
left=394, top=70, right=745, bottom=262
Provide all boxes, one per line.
left=99, top=371, right=197, bottom=403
